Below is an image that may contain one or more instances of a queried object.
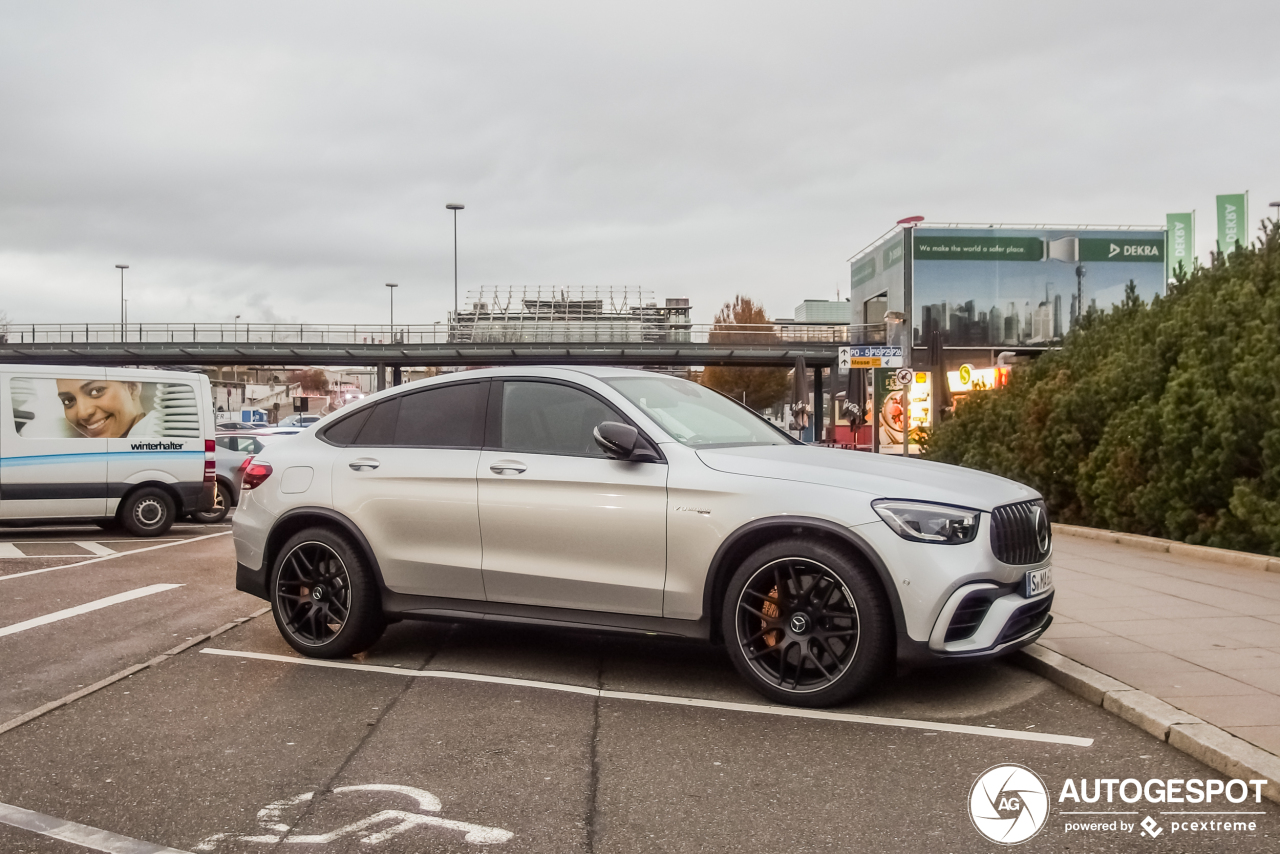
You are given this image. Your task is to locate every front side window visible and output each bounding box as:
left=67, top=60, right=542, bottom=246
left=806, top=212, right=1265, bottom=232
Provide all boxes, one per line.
left=500, top=381, right=618, bottom=457
left=604, top=375, right=794, bottom=448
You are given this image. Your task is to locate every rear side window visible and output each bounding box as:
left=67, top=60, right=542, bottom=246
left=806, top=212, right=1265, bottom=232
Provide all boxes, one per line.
left=394, top=382, right=487, bottom=447
left=353, top=398, right=400, bottom=446
left=319, top=407, right=371, bottom=446
left=500, top=381, right=618, bottom=457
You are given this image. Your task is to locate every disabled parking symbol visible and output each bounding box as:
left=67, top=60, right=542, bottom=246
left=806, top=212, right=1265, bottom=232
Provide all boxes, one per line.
left=195, top=784, right=512, bottom=849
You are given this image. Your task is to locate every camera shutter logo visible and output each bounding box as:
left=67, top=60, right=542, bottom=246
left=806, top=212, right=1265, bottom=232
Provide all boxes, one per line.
left=969, top=764, right=1050, bottom=845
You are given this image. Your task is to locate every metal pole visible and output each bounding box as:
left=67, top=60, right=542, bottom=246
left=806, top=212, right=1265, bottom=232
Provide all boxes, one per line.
left=446, top=203, right=464, bottom=320
left=115, top=264, right=129, bottom=341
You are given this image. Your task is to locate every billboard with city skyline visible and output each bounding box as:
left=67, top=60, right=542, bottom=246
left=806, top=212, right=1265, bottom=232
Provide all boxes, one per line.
left=911, top=227, right=1166, bottom=348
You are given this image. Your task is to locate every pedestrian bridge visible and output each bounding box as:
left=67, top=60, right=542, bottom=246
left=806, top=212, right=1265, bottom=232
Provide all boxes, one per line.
left=0, top=322, right=881, bottom=369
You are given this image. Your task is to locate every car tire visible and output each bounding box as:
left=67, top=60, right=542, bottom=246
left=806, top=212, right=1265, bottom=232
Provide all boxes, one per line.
left=722, top=537, right=893, bottom=707
left=270, top=527, right=386, bottom=659
left=189, top=481, right=231, bottom=524
left=119, top=487, right=177, bottom=537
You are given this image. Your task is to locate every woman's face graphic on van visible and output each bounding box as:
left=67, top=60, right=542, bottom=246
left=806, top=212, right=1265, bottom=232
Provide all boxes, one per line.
left=56, top=379, right=146, bottom=439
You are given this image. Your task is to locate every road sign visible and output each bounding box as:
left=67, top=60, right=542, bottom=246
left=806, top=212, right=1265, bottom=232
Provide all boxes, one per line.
left=839, top=345, right=904, bottom=372
left=896, top=368, right=914, bottom=385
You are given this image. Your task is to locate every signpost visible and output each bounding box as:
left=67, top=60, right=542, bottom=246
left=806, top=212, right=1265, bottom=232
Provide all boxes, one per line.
left=839, top=345, right=904, bottom=373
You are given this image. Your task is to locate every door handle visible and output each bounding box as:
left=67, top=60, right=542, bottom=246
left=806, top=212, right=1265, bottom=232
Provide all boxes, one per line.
left=348, top=458, right=380, bottom=471
left=489, top=460, right=527, bottom=475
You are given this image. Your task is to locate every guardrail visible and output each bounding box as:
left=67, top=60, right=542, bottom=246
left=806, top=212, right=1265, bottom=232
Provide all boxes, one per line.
left=0, top=322, right=884, bottom=347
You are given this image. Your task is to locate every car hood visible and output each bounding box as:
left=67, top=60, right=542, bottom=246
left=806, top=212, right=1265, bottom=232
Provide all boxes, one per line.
left=694, top=445, right=1039, bottom=511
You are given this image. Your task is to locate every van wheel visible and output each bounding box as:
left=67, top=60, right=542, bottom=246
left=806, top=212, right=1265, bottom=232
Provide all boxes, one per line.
left=120, top=487, right=176, bottom=537
left=722, top=537, right=893, bottom=707
left=270, top=527, right=386, bottom=658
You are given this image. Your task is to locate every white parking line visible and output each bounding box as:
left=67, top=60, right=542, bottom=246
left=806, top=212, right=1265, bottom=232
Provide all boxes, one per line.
left=201, top=648, right=1094, bottom=747
left=0, top=543, right=24, bottom=558
left=0, top=584, right=184, bottom=639
left=0, top=800, right=194, bottom=854
left=0, top=531, right=230, bottom=582
left=75, top=541, right=118, bottom=556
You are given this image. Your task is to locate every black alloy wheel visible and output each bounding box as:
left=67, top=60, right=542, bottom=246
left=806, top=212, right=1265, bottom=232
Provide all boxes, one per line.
left=737, top=557, right=859, bottom=692
left=270, top=528, right=385, bottom=658
left=723, top=538, right=892, bottom=707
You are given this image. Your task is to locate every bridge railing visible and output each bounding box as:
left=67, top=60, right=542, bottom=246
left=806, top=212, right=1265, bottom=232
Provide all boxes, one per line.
left=0, top=322, right=885, bottom=347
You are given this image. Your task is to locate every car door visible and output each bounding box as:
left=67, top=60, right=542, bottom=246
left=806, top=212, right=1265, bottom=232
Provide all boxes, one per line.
left=329, top=380, right=489, bottom=600
left=478, top=379, right=668, bottom=616
left=1, top=370, right=108, bottom=519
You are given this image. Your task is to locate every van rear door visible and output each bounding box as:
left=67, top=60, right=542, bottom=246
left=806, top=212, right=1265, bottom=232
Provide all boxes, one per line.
left=1, top=370, right=109, bottom=519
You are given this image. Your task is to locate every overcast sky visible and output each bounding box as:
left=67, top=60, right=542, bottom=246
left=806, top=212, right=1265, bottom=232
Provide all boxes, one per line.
left=2, top=1, right=1277, bottom=327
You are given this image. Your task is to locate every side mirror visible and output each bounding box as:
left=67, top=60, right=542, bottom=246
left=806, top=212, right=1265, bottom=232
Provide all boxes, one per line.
left=594, top=421, right=661, bottom=462
left=594, top=421, right=638, bottom=459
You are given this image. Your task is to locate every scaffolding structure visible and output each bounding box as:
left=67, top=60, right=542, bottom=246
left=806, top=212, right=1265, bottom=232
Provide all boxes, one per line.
left=449, top=286, right=692, bottom=344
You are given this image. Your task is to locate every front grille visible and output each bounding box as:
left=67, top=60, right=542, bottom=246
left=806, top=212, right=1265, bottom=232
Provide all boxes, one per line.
left=990, top=500, right=1051, bottom=565
left=945, top=589, right=1002, bottom=643
left=996, top=592, right=1054, bottom=644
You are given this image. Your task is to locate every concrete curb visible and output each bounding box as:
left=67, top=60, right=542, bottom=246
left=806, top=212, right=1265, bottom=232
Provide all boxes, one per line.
left=1015, top=643, right=1280, bottom=805
left=1053, top=523, right=1280, bottom=574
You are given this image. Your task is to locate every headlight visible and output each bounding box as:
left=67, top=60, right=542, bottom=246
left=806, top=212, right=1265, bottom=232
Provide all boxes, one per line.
left=872, top=499, right=980, bottom=544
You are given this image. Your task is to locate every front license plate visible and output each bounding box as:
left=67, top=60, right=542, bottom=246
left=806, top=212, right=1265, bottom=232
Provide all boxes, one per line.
left=1024, top=567, right=1053, bottom=598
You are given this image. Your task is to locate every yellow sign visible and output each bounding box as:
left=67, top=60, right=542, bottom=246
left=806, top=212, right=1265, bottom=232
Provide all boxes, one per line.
left=958, top=364, right=972, bottom=385
left=848, top=357, right=882, bottom=368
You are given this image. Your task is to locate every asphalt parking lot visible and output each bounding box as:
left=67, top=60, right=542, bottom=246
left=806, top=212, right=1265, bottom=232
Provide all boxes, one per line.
left=0, top=525, right=1275, bottom=853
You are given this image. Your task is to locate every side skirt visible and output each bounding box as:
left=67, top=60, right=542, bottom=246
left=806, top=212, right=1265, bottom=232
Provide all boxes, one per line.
left=383, top=591, right=711, bottom=641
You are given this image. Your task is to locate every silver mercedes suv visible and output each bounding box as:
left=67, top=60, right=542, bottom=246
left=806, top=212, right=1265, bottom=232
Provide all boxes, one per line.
left=232, top=366, right=1053, bottom=707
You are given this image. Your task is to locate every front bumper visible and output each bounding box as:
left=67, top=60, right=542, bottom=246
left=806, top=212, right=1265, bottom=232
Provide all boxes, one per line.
left=895, top=581, right=1054, bottom=666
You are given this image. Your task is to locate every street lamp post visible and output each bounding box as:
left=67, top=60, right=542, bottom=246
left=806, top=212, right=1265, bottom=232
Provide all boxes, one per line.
left=115, top=264, right=129, bottom=341
left=386, top=283, right=398, bottom=329
left=1270, top=201, right=1280, bottom=225
left=446, top=203, right=464, bottom=319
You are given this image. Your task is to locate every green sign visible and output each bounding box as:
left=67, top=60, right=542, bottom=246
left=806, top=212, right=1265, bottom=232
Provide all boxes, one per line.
left=1078, top=238, right=1164, bottom=262
left=851, top=256, right=877, bottom=288
left=1217, top=193, right=1247, bottom=252
left=1166, top=212, right=1194, bottom=278
left=913, top=235, right=1044, bottom=262
left=882, top=236, right=904, bottom=270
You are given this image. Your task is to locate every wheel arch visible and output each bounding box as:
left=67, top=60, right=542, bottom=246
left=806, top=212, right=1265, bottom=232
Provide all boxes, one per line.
left=115, top=480, right=182, bottom=518
left=701, top=516, right=905, bottom=644
left=262, top=506, right=386, bottom=593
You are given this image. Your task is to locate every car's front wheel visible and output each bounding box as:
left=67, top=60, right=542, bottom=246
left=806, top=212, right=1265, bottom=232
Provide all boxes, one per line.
left=270, top=527, right=386, bottom=658
left=722, top=538, right=892, bottom=707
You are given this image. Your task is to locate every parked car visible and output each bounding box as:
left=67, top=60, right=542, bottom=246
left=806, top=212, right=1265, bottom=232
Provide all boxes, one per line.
left=193, top=431, right=307, bottom=523
left=232, top=367, right=1053, bottom=707
left=278, top=414, right=322, bottom=427
left=216, top=421, right=264, bottom=431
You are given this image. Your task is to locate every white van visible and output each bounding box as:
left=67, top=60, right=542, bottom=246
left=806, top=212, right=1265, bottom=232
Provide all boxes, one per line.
left=1, top=365, right=217, bottom=536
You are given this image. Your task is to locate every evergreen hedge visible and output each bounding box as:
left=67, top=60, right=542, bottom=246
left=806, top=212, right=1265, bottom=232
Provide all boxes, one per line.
left=925, top=221, right=1280, bottom=555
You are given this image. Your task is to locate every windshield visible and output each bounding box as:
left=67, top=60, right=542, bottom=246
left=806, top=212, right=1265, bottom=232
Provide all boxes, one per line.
left=604, top=376, right=795, bottom=448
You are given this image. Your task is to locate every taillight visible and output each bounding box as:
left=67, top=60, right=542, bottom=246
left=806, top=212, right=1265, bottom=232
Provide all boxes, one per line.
left=238, top=455, right=254, bottom=472
left=205, top=439, right=216, bottom=453
left=204, top=438, right=217, bottom=481
left=241, top=462, right=273, bottom=490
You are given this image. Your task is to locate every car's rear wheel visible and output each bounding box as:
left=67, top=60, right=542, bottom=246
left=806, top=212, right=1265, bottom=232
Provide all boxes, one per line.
left=722, top=537, right=892, bottom=707
left=271, top=527, right=385, bottom=658
left=119, top=487, right=176, bottom=537
left=189, top=481, right=231, bottom=524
